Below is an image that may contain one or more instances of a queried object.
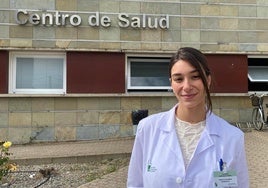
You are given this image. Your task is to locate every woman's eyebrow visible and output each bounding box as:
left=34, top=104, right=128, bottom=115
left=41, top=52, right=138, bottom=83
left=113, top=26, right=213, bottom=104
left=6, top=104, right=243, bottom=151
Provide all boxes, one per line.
left=171, top=73, right=182, bottom=77
left=171, top=69, right=198, bottom=77
left=190, top=69, right=198, bottom=74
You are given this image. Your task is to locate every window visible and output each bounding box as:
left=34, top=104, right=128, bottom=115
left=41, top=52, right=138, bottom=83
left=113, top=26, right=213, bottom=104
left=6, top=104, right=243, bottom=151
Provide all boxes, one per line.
left=127, top=57, right=171, bottom=91
left=248, top=56, right=268, bottom=92
left=248, top=66, right=268, bottom=82
left=9, top=52, right=66, bottom=94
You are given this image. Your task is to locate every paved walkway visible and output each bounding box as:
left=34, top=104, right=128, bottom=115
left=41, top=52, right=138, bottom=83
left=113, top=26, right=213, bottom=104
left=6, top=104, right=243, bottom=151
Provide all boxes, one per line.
left=245, top=129, right=268, bottom=187
left=9, top=129, right=268, bottom=188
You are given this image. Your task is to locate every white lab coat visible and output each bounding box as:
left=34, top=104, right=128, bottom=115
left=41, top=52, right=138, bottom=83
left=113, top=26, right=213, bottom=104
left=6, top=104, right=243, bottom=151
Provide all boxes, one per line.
left=127, top=105, right=249, bottom=188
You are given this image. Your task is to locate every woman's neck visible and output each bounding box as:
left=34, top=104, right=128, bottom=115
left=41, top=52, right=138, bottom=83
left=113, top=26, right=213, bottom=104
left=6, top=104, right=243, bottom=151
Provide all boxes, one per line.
left=176, top=104, right=206, bottom=124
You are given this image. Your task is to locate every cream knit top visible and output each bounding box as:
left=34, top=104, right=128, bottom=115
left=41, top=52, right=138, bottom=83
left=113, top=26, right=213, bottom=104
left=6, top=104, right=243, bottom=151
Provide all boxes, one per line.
left=175, top=117, right=206, bottom=169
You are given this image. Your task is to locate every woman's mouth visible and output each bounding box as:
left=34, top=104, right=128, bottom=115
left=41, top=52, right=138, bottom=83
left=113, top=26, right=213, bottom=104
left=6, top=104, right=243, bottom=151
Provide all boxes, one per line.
left=181, top=93, right=196, bottom=100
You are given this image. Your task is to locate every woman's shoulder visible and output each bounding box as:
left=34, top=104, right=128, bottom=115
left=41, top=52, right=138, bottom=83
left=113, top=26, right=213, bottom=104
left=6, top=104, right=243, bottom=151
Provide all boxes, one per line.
left=207, top=112, right=244, bottom=136
left=139, top=110, right=170, bottom=125
left=136, top=110, right=172, bottom=132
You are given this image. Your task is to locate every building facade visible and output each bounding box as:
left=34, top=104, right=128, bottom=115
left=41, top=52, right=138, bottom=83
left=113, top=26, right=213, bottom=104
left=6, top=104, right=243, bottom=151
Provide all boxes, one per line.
left=0, top=0, right=267, bottom=143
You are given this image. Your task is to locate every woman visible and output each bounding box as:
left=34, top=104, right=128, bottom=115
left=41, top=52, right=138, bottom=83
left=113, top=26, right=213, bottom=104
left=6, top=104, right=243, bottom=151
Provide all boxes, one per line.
left=127, top=47, right=249, bottom=188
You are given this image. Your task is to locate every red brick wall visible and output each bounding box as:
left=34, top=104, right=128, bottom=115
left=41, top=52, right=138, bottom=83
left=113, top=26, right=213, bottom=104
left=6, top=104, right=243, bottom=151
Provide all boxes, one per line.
left=0, top=51, right=248, bottom=94
left=67, top=52, right=125, bottom=93
left=207, top=54, right=248, bottom=93
left=0, top=51, right=8, bottom=93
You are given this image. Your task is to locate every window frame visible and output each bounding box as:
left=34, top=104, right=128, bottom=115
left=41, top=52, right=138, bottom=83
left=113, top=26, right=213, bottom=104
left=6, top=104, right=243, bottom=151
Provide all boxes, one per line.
left=127, top=56, right=171, bottom=91
left=9, top=51, right=66, bottom=94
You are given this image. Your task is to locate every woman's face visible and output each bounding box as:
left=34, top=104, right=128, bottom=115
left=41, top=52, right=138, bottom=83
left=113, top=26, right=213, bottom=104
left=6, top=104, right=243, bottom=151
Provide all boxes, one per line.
left=170, top=60, right=211, bottom=110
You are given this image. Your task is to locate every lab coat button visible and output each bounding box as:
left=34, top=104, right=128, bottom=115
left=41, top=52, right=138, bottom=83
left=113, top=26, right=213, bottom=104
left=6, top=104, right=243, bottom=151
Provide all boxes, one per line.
left=176, top=177, right=183, bottom=184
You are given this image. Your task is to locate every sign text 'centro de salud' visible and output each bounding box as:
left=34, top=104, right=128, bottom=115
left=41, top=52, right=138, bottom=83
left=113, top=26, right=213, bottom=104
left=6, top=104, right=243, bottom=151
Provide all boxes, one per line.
left=15, top=10, right=170, bottom=29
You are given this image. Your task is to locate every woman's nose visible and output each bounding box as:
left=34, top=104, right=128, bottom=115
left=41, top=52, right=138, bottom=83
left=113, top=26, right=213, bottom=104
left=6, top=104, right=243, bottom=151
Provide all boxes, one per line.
left=183, top=79, right=192, bottom=91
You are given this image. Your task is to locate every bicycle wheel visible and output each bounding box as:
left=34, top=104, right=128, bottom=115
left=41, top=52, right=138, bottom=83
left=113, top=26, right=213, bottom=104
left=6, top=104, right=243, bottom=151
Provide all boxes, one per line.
left=252, top=108, right=264, bottom=130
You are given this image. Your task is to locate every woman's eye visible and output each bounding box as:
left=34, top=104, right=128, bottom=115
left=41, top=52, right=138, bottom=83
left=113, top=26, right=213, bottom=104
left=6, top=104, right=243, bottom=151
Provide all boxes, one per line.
left=192, top=75, right=200, bottom=80
left=173, top=77, right=183, bottom=82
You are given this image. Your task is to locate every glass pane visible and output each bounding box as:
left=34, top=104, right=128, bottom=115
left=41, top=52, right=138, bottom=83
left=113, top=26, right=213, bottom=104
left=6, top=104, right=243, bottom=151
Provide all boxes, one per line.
left=16, top=57, right=63, bottom=89
left=248, top=66, right=268, bottom=82
left=131, top=61, right=170, bottom=86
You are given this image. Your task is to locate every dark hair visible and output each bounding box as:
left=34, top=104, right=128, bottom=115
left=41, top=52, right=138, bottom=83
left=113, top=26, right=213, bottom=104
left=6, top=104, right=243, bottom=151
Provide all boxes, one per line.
left=169, top=47, right=212, bottom=113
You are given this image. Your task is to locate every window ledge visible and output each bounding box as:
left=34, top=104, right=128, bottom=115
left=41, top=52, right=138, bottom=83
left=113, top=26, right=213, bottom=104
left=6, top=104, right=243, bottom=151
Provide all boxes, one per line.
left=0, top=92, right=250, bottom=97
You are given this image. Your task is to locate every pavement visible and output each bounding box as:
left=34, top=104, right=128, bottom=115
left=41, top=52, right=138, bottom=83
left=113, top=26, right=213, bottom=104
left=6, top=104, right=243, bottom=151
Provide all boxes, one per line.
left=8, top=128, right=268, bottom=188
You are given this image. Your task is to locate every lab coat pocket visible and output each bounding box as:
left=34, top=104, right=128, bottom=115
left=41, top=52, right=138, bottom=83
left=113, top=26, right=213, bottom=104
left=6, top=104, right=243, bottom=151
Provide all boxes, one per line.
left=144, top=154, right=185, bottom=187
left=144, top=167, right=183, bottom=188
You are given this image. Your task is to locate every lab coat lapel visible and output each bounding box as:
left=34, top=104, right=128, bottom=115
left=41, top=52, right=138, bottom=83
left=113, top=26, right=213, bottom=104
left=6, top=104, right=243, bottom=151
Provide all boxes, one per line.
left=162, top=126, right=181, bottom=159
left=194, top=129, right=214, bottom=155
left=194, top=112, right=219, bottom=155
left=159, top=106, right=182, bottom=160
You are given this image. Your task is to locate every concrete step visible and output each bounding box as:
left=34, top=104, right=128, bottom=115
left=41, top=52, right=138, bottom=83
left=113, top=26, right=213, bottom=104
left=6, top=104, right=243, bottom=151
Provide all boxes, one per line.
left=9, top=137, right=134, bottom=165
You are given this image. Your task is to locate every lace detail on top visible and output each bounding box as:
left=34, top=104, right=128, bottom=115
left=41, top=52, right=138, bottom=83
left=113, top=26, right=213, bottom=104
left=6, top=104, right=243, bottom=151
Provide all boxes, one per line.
left=175, top=117, right=206, bottom=169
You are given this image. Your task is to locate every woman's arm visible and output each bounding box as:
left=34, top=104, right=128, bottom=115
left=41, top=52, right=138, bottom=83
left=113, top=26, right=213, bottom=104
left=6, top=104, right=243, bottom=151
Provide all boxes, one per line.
left=236, top=134, right=249, bottom=188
